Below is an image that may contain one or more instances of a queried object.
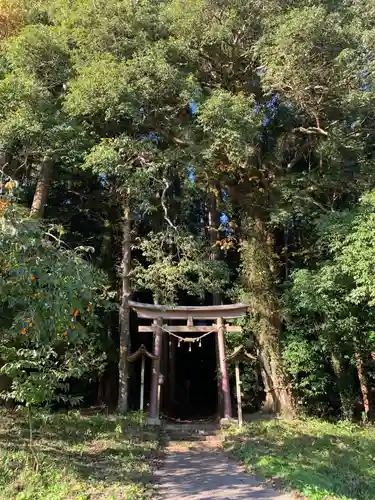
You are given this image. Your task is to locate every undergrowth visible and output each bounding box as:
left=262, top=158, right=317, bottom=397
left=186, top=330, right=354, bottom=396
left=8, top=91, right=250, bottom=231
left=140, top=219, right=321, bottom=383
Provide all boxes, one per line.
left=224, top=417, right=375, bottom=500
left=0, top=409, right=159, bottom=499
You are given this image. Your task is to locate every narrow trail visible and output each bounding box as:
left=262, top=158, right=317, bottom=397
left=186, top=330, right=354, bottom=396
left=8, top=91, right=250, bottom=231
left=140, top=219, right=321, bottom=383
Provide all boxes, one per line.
left=154, top=426, right=291, bottom=500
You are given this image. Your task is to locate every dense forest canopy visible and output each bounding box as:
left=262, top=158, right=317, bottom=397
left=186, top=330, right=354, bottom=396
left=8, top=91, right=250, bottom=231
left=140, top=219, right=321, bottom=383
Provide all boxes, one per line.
left=1, top=0, right=375, bottom=421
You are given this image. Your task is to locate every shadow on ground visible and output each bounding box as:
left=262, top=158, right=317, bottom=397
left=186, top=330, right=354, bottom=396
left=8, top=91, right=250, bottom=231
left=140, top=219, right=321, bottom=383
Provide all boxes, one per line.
left=0, top=409, right=160, bottom=497
left=224, top=419, right=375, bottom=499
left=156, top=447, right=290, bottom=499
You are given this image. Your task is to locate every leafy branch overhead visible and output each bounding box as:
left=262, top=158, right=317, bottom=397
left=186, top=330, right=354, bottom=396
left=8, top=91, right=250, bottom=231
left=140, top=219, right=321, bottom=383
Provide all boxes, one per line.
left=132, top=230, right=231, bottom=304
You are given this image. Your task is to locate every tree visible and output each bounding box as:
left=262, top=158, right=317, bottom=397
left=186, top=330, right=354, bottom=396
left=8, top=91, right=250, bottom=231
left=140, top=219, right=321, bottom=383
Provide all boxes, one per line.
left=0, top=21, right=87, bottom=218
left=60, top=0, right=197, bottom=411
left=283, top=189, right=375, bottom=419
left=0, top=185, right=109, bottom=430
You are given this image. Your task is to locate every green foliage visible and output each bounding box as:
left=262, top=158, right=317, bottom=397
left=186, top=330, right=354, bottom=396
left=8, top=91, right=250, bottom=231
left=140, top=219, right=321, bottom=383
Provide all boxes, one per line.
left=225, top=418, right=375, bottom=500
left=0, top=409, right=158, bottom=499
left=6, top=24, right=71, bottom=89
left=259, top=5, right=350, bottom=110
left=82, top=134, right=161, bottom=195
left=132, top=229, right=231, bottom=304
left=0, top=69, right=86, bottom=166
left=197, top=90, right=261, bottom=169
left=0, top=199, right=110, bottom=408
left=282, top=191, right=375, bottom=414
left=0, top=75, right=52, bottom=152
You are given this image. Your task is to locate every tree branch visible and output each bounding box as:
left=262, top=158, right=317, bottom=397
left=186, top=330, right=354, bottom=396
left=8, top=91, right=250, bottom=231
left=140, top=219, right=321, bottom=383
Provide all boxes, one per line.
left=292, top=126, right=328, bottom=137
left=161, top=177, right=177, bottom=230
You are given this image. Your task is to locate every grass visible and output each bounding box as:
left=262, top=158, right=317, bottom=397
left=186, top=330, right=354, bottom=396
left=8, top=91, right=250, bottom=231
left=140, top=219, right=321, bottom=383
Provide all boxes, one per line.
left=223, top=417, right=375, bottom=500
left=0, top=409, right=160, bottom=499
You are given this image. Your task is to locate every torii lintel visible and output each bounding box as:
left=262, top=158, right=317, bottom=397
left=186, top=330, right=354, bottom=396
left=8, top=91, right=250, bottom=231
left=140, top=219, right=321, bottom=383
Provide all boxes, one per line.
left=128, top=301, right=248, bottom=320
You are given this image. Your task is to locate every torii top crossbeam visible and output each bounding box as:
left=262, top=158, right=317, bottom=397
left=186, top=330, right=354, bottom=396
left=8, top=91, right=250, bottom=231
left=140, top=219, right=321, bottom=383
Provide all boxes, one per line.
left=128, top=301, right=248, bottom=320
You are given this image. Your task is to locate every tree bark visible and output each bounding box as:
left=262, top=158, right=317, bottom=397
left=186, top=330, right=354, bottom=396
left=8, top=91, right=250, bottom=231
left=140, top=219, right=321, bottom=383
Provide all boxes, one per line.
left=257, top=339, right=293, bottom=415
left=30, top=159, right=53, bottom=218
left=208, top=183, right=224, bottom=416
left=0, top=369, right=13, bottom=408
left=331, top=352, right=354, bottom=420
left=242, top=217, right=295, bottom=416
left=353, top=341, right=371, bottom=418
left=0, top=147, right=7, bottom=168
left=149, top=318, right=162, bottom=423
left=117, top=195, right=131, bottom=413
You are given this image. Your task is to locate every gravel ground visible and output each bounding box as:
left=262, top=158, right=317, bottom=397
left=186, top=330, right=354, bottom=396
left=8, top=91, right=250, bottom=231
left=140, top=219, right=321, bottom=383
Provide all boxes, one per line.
left=155, top=445, right=292, bottom=500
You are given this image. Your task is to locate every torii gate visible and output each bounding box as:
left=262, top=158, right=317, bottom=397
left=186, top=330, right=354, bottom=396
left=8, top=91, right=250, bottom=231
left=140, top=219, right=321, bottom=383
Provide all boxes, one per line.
left=129, top=301, right=248, bottom=425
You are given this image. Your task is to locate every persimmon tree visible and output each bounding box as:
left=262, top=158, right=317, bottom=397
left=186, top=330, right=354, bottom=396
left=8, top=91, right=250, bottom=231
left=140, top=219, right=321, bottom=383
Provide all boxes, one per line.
left=0, top=185, right=110, bottom=429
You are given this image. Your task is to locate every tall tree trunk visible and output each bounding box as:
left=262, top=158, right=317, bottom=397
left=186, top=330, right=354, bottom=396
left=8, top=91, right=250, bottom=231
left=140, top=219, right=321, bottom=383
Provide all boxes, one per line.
left=331, top=352, right=354, bottom=420
left=242, top=217, right=295, bottom=416
left=353, top=340, right=371, bottom=419
left=30, top=159, right=53, bottom=218
left=0, top=369, right=13, bottom=408
left=0, top=147, right=7, bottom=168
left=208, top=183, right=223, bottom=416
left=97, top=320, right=117, bottom=410
left=117, top=195, right=131, bottom=413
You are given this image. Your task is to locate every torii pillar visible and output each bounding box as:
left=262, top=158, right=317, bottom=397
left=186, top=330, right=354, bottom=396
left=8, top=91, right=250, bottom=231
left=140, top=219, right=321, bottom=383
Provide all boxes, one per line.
left=149, top=318, right=163, bottom=425
left=217, top=317, right=232, bottom=420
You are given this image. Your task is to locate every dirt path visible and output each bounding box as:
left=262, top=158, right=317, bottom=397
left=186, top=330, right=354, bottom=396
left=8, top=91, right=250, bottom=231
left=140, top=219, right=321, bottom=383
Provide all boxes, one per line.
left=155, top=443, right=291, bottom=499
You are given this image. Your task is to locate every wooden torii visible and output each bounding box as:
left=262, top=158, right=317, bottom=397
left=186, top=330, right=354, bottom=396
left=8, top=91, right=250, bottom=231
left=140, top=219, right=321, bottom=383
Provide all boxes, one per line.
left=129, top=301, right=248, bottom=425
